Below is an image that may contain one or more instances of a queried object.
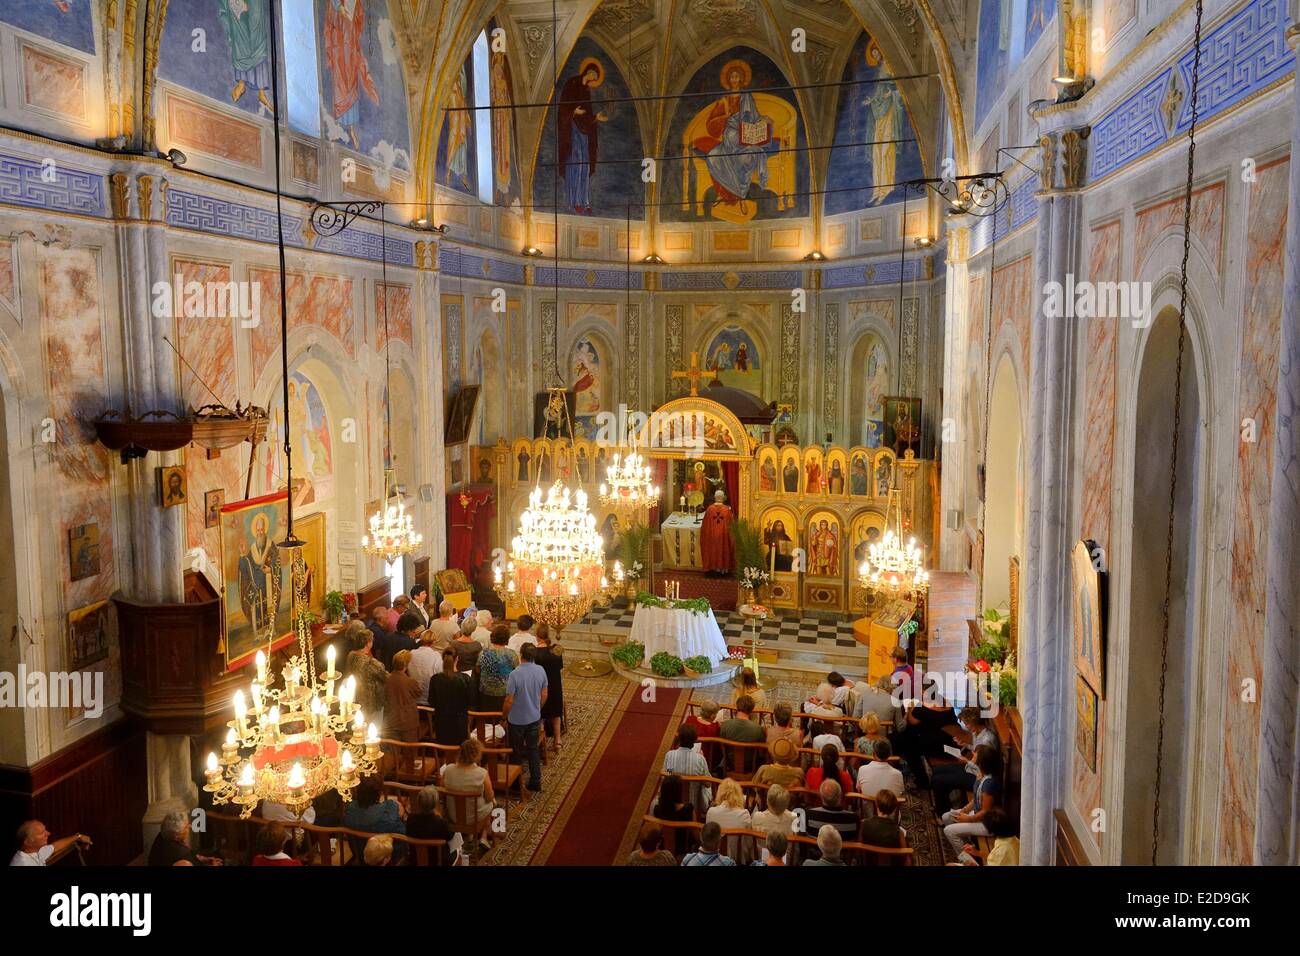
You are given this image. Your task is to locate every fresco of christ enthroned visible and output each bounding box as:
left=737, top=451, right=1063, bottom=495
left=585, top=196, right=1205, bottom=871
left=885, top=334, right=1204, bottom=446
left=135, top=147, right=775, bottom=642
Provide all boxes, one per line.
left=682, top=60, right=797, bottom=224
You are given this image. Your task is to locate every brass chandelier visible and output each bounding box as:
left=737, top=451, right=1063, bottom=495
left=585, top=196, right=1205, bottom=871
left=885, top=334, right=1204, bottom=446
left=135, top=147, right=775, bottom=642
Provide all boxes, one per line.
left=858, top=485, right=930, bottom=602
left=362, top=467, right=422, bottom=563
left=598, top=445, right=660, bottom=517
left=493, top=388, right=621, bottom=630
left=204, top=553, right=382, bottom=817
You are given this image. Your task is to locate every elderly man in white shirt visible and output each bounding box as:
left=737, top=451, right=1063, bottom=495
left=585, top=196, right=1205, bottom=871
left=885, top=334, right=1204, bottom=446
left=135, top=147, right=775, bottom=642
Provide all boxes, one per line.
left=407, top=631, right=444, bottom=699
left=508, top=614, right=539, bottom=655
left=10, top=820, right=92, bottom=865
left=663, top=723, right=713, bottom=809
left=856, top=738, right=905, bottom=797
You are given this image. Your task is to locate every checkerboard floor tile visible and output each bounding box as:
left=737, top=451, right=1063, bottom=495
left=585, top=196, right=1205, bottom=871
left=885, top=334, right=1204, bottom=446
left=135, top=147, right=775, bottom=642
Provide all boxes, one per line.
left=578, top=602, right=860, bottom=651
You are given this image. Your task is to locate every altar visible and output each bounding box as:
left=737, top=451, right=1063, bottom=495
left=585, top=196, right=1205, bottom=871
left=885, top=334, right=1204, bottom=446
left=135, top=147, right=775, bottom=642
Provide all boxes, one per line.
left=628, top=604, right=729, bottom=666
left=660, top=512, right=703, bottom=570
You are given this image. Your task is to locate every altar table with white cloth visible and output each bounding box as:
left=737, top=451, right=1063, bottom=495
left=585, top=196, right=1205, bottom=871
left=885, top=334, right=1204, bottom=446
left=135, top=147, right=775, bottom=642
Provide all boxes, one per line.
left=628, top=605, right=729, bottom=667
left=660, top=512, right=703, bottom=570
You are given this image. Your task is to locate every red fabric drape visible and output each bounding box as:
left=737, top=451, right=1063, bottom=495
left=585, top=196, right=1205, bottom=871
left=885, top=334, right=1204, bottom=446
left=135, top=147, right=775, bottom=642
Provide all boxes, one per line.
left=722, top=461, right=740, bottom=516
left=446, top=487, right=495, bottom=577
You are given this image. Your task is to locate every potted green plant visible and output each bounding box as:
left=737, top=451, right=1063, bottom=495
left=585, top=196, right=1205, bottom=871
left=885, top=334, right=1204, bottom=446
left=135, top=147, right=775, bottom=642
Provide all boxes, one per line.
left=324, top=590, right=346, bottom=624
left=618, top=521, right=653, bottom=599
left=731, top=518, right=767, bottom=604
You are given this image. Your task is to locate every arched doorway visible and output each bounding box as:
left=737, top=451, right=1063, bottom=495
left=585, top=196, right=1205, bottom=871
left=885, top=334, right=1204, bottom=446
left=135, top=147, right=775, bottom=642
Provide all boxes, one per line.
left=981, top=353, right=1024, bottom=614
left=1120, top=307, right=1205, bottom=865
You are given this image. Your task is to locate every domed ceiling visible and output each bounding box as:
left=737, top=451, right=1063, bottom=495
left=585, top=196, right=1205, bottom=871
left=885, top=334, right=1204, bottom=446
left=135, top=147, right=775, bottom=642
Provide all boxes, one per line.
left=383, top=0, right=978, bottom=217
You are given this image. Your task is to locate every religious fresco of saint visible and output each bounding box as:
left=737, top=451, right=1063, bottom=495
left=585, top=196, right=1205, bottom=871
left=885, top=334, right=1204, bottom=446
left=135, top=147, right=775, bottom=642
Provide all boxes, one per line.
left=661, top=47, right=809, bottom=224
left=862, top=335, right=890, bottom=446
left=975, top=0, right=1059, bottom=127
left=265, top=370, right=335, bottom=506
left=824, top=33, right=926, bottom=214
left=570, top=337, right=604, bottom=438
left=160, top=0, right=274, bottom=118
left=487, top=18, right=522, bottom=206
left=318, top=0, right=410, bottom=168
left=532, top=37, right=645, bottom=218
left=437, top=54, right=477, bottom=193
left=704, top=325, right=762, bottom=391
left=806, top=510, right=843, bottom=578
left=0, top=0, right=97, bottom=55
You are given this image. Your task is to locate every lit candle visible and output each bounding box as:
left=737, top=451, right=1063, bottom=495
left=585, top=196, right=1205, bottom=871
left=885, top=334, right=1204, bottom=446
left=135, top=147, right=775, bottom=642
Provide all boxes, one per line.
left=367, top=722, right=380, bottom=745
left=508, top=580, right=516, bottom=593
left=237, top=762, right=255, bottom=791
left=233, top=690, right=247, bottom=737
left=326, top=644, right=336, bottom=674
left=267, top=705, right=280, bottom=743
left=222, top=727, right=238, bottom=763
left=287, top=762, right=306, bottom=793
left=255, top=650, right=267, bottom=682
left=205, top=751, right=219, bottom=782
left=250, top=681, right=263, bottom=714
left=353, top=708, right=365, bottom=733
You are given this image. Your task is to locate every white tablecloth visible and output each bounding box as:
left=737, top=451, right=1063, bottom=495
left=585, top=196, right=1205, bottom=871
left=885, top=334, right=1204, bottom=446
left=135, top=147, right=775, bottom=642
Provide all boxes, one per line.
left=660, top=512, right=703, bottom=569
left=629, top=605, right=728, bottom=666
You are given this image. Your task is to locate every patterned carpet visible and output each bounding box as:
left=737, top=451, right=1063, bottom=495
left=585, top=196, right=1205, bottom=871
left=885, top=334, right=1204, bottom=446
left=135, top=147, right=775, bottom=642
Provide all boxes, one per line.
left=477, top=673, right=629, bottom=865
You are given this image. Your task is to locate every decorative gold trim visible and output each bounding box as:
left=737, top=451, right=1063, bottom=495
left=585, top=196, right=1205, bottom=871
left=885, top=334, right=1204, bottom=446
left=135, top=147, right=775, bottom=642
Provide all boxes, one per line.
left=109, top=173, right=129, bottom=220
left=141, top=0, right=170, bottom=149
left=137, top=174, right=154, bottom=221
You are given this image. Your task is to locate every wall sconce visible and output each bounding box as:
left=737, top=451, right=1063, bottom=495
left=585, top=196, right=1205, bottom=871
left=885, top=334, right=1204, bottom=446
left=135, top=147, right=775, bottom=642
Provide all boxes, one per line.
left=641, top=253, right=664, bottom=264
left=914, top=236, right=934, bottom=248
left=522, top=246, right=544, bottom=257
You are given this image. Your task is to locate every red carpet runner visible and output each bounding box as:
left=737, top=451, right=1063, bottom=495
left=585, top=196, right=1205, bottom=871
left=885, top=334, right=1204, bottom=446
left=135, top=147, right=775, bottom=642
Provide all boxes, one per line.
left=533, top=682, right=684, bottom=865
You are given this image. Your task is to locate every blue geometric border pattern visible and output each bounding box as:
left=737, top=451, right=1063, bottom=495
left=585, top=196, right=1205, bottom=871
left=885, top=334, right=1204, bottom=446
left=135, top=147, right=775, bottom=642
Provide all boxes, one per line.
left=1174, top=0, right=1295, bottom=132
left=660, top=270, right=803, bottom=291
left=438, top=248, right=527, bottom=284
left=1089, top=70, right=1173, bottom=181
left=168, top=189, right=303, bottom=245
left=313, top=229, right=414, bottom=267
left=534, top=265, right=644, bottom=290
left=0, top=153, right=105, bottom=217
left=1090, top=0, right=1295, bottom=181
left=822, top=258, right=922, bottom=290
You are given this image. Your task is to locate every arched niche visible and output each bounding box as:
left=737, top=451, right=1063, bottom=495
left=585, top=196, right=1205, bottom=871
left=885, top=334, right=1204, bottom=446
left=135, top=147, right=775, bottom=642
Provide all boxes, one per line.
left=847, top=329, right=893, bottom=447
left=469, top=327, right=504, bottom=445
left=1119, top=306, right=1207, bottom=865
left=561, top=321, right=617, bottom=441
left=386, top=366, right=417, bottom=494
left=694, top=305, right=773, bottom=401
left=981, top=352, right=1025, bottom=613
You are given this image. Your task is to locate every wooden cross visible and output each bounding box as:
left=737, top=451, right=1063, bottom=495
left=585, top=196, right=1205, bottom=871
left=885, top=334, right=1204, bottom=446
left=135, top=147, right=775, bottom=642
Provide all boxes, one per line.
left=671, top=351, right=707, bottom=396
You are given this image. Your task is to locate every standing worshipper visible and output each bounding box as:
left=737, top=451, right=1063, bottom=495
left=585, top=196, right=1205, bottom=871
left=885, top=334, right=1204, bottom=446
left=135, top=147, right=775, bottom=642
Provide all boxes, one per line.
left=533, top=624, right=565, bottom=751
left=427, top=600, right=461, bottom=648
left=699, top=490, right=735, bottom=576
left=428, top=649, right=473, bottom=746
left=477, top=625, right=519, bottom=714
left=344, top=622, right=388, bottom=731
left=508, top=614, right=538, bottom=654
left=504, top=643, right=548, bottom=793
left=384, top=650, right=422, bottom=742
left=407, top=630, right=443, bottom=700
left=409, top=585, right=432, bottom=628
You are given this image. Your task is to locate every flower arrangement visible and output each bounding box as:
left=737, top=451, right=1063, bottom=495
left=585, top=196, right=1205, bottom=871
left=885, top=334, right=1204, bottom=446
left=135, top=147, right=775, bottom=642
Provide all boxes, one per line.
left=740, top=566, right=770, bottom=591
left=650, top=651, right=685, bottom=677
left=990, top=652, right=1017, bottom=708
left=324, top=590, right=346, bottom=624
left=981, top=607, right=1009, bottom=639
left=626, top=561, right=645, bottom=583
left=611, top=641, right=646, bottom=669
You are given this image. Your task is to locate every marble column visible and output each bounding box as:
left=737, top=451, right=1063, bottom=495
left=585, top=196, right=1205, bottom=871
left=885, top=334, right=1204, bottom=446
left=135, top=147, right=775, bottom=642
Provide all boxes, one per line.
left=1019, top=127, right=1085, bottom=865
left=1254, top=24, right=1300, bottom=867
left=416, top=240, right=448, bottom=571
left=939, top=223, right=971, bottom=570
left=111, top=167, right=195, bottom=849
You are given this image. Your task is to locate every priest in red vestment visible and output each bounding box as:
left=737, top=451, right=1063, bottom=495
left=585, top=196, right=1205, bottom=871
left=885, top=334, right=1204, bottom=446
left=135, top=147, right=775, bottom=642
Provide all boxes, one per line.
left=700, top=490, right=735, bottom=576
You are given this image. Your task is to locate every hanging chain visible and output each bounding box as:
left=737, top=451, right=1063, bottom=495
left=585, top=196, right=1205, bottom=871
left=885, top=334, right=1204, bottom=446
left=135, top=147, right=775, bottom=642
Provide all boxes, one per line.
left=1153, top=0, right=1203, bottom=866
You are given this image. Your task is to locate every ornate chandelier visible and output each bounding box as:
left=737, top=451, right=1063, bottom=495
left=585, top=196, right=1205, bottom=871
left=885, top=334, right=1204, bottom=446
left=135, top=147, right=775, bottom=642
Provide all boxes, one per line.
left=362, top=467, right=423, bottom=563
left=494, top=480, right=623, bottom=630
left=204, top=548, right=382, bottom=817
left=599, top=447, right=660, bottom=516
left=858, top=486, right=930, bottom=602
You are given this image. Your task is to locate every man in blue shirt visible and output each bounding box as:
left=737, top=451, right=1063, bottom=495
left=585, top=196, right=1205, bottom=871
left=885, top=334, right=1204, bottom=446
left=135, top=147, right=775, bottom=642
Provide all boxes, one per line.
left=504, top=643, right=548, bottom=793
left=681, top=821, right=736, bottom=866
